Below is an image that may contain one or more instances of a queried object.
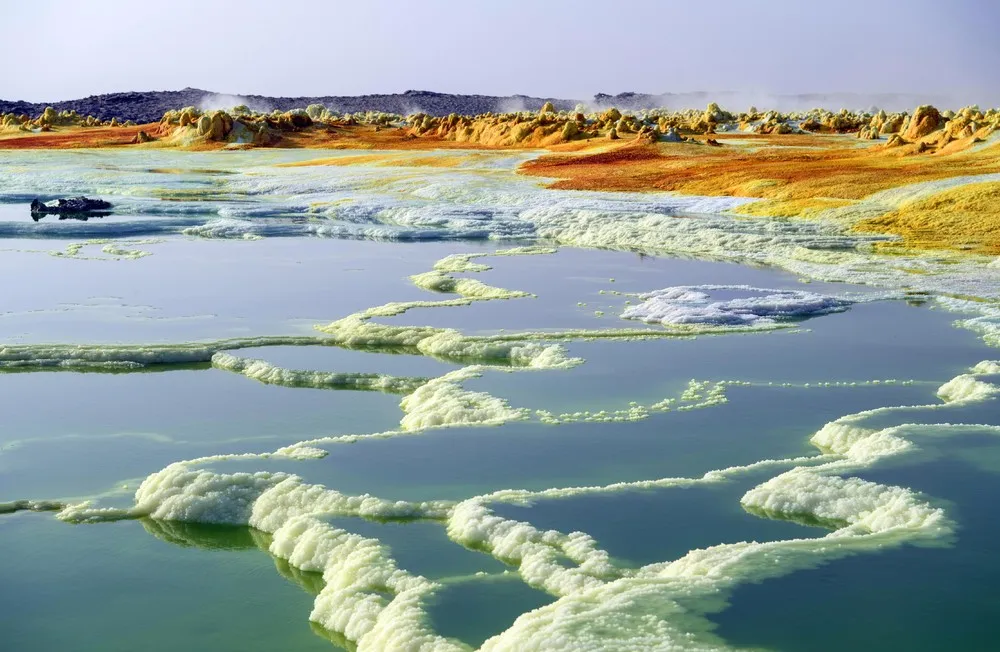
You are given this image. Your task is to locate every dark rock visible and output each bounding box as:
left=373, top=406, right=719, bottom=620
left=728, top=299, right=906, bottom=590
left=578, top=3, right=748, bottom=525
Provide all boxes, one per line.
left=31, top=197, right=113, bottom=221
left=0, top=88, right=579, bottom=123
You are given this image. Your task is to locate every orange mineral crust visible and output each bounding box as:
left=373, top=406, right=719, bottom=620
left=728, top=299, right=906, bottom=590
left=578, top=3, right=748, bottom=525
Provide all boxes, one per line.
left=0, top=124, right=155, bottom=149
left=520, top=135, right=1000, bottom=201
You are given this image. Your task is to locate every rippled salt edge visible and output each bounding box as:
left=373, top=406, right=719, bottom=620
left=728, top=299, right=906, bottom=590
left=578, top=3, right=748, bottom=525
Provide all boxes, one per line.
left=0, top=244, right=992, bottom=650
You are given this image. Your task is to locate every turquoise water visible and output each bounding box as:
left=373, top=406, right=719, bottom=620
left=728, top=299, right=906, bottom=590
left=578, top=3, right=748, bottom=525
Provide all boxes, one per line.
left=1, top=150, right=999, bottom=651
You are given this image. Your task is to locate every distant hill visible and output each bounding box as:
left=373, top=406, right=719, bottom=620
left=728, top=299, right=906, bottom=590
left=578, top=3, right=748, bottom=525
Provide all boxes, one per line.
left=592, top=91, right=957, bottom=113
left=0, top=88, right=580, bottom=123
left=0, top=88, right=961, bottom=123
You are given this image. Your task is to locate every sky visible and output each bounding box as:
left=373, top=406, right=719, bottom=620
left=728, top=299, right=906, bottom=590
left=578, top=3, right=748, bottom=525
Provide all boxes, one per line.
left=2, top=0, right=998, bottom=107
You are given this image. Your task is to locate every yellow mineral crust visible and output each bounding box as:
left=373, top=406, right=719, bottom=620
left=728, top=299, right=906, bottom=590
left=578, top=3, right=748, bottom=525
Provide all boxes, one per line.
left=732, top=197, right=856, bottom=219
left=853, top=181, right=1000, bottom=254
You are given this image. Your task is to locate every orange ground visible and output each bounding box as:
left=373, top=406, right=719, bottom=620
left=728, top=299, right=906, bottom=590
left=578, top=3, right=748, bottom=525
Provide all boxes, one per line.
left=519, top=135, right=1000, bottom=201
left=0, top=124, right=155, bottom=149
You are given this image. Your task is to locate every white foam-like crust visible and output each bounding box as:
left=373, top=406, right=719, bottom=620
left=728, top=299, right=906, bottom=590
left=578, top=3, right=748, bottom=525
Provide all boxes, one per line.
left=211, top=351, right=427, bottom=394
left=741, top=470, right=948, bottom=536
left=523, top=202, right=1000, bottom=300
left=536, top=379, right=736, bottom=424
left=46, top=238, right=161, bottom=261
left=410, top=271, right=533, bottom=300
left=432, top=247, right=556, bottom=274
left=399, top=367, right=529, bottom=430
left=939, top=297, right=1000, bottom=348
left=447, top=500, right=622, bottom=596
left=0, top=336, right=325, bottom=369
left=972, top=360, right=1000, bottom=374
left=621, top=285, right=852, bottom=327
left=271, top=515, right=464, bottom=651
left=937, top=373, right=1000, bottom=403
left=315, top=310, right=583, bottom=370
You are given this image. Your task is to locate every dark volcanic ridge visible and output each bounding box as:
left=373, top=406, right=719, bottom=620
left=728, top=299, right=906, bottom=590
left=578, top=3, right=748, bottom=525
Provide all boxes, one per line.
left=0, top=89, right=579, bottom=124
left=0, top=89, right=961, bottom=124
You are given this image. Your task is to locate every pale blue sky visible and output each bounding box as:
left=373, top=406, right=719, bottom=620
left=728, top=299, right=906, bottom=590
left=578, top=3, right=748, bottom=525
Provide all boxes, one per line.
left=3, top=0, right=997, bottom=105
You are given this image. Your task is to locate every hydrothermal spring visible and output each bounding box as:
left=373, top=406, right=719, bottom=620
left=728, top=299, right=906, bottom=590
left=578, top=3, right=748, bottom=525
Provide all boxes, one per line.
left=1, top=149, right=1000, bottom=651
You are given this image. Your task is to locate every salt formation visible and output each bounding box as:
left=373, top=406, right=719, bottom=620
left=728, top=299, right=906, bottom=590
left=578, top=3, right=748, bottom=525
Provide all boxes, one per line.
left=45, top=239, right=160, bottom=261
left=52, top=362, right=1000, bottom=651
left=395, top=102, right=1000, bottom=152
left=620, top=285, right=852, bottom=327
left=0, top=106, right=127, bottom=133
left=409, top=270, right=533, bottom=299
left=153, top=105, right=405, bottom=147
left=535, top=379, right=740, bottom=424
left=0, top=336, right=325, bottom=370
left=399, top=367, right=529, bottom=430
left=902, top=105, right=942, bottom=141
left=211, top=352, right=428, bottom=394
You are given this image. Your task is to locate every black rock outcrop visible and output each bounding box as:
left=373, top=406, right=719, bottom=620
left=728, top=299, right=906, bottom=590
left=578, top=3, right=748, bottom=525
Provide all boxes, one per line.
left=1, top=89, right=579, bottom=123
left=31, top=197, right=113, bottom=221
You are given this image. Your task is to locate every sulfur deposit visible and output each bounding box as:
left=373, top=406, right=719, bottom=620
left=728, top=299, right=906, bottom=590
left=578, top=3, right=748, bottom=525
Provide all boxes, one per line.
left=1, top=106, right=126, bottom=134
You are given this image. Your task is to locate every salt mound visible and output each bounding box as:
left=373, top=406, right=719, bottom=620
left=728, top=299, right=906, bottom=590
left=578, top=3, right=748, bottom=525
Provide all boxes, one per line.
left=902, top=105, right=941, bottom=141
left=621, top=284, right=852, bottom=327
